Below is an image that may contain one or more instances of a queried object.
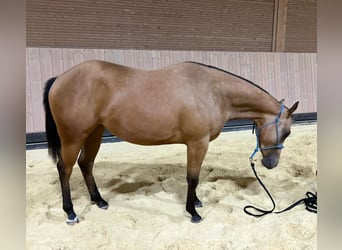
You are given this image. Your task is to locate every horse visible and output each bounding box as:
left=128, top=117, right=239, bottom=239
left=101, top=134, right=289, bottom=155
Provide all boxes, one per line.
left=43, top=60, right=299, bottom=224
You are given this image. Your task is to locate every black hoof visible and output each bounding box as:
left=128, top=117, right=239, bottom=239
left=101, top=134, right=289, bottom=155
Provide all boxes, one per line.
left=195, top=200, right=203, bottom=207
left=191, top=214, right=202, bottom=223
left=66, top=216, right=79, bottom=225
left=92, top=199, right=108, bottom=209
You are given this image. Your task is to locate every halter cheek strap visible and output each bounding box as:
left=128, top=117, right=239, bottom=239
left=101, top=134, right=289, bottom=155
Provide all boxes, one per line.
left=249, top=102, right=285, bottom=161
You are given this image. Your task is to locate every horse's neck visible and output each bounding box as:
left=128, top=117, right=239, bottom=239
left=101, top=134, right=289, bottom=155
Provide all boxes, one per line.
left=225, top=84, right=280, bottom=122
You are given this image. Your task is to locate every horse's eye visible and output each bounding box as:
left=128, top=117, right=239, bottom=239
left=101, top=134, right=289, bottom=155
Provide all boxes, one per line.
left=282, top=131, right=291, bottom=140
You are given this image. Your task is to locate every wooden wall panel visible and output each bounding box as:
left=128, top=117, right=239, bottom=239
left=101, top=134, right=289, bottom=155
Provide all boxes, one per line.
left=26, top=48, right=316, bottom=133
left=27, top=0, right=274, bottom=51
left=27, top=0, right=317, bottom=53
left=285, top=0, right=317, bottom=52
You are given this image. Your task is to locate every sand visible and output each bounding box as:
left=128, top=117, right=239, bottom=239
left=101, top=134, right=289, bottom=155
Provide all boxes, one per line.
left=26, top=124, right=317, bottom=250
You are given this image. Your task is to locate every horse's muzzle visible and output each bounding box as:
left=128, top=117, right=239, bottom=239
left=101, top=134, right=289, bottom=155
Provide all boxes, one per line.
left=261, top=155, right=279, bottom=169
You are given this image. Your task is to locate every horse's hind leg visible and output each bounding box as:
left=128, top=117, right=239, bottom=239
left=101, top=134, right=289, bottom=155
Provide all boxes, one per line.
left=57, top=143, right=83, bottom=225
left=77, top=125, right=108, bottom=209
left=185, top=136, right=209, bottom=223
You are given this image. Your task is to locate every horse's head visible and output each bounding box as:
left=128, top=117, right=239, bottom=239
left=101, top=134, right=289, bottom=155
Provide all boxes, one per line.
left=254, top=100, right=299, bottom=169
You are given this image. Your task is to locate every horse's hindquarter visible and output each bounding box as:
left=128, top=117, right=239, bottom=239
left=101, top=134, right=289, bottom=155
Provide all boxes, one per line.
left=100, top=62, right=226, bottom=145
left=49, top=61, right=106, bottom=140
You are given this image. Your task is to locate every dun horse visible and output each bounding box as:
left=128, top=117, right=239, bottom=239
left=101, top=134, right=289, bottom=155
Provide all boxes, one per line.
left=43, top=60, right=299, bottom=224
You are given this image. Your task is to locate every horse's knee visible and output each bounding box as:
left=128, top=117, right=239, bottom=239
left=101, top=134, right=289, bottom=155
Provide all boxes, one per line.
left=187, top=175, right=199, bottom=195
left=187, top=175, right=198, bottom=186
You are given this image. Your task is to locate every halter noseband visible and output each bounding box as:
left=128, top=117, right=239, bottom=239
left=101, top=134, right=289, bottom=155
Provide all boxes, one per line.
left=249, top=102, right=285, bottom=161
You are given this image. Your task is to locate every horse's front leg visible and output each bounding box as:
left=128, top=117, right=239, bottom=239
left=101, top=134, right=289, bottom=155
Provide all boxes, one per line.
left=185, top=137, right=209, bottom=223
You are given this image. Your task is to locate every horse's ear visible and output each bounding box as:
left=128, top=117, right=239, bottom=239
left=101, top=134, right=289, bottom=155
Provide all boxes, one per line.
left=287, top=101, right=299, bottom=117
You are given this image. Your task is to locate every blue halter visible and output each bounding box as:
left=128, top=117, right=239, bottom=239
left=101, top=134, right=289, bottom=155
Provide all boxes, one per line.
left=249, top=102, right=285, bottom=161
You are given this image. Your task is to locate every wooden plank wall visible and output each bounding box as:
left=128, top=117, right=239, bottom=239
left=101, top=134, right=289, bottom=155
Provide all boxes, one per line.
left=27, top=0, right=275, bottom=51
left=26, top=0, right=317, bottom=53
left=285, top=0, right=317, bottom=52
left=26, top=48, right=317, bottom=133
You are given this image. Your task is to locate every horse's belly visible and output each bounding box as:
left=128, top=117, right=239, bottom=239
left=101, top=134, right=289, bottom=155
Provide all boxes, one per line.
left=108, top=127, right=183, bottom=145
left=104, top=115, right=183, bottom=145
left=101, top=92, right=223, bottom=145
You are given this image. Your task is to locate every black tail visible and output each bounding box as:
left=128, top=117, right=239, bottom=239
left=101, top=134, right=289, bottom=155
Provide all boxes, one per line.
left=43, top=77, right=60, bottom=163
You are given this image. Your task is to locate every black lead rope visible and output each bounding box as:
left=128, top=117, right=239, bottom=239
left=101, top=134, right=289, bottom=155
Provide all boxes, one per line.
left=244, top=162, right=317, bottom=217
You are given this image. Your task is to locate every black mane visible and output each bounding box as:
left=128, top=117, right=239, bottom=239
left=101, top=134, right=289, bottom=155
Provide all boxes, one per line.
left=185, top=61, right=271, bottom=96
